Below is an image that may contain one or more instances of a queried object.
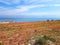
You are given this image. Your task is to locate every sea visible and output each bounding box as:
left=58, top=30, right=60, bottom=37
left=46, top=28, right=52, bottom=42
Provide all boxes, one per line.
left=0, top=18, right=60, bottom=22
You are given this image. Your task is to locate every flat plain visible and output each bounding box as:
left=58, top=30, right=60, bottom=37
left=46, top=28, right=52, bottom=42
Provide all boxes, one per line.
left=0, top=20, right=60, bottom=45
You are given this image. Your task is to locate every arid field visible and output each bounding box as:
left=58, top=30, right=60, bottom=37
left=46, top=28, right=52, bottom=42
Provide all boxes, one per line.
left=0, top=20, right=60, bottom=45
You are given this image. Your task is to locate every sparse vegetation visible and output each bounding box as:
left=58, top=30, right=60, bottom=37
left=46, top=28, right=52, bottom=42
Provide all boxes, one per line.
left=0, top=20, right=60, bottom=45
left=28, top=35, right=56, bottom=45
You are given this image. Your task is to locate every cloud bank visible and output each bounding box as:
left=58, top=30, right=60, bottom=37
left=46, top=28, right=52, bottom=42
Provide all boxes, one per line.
left=0, top=0, right=60, bottom=18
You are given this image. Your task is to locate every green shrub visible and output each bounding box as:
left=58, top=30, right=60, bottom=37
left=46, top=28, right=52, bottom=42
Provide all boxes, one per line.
left=34, top=38, right=46, bottom=45
left=34, top=36, right=47, bottom=45
left=33, top=35, right=56, bottom=45
left=49, top=37, right=56, bottom=42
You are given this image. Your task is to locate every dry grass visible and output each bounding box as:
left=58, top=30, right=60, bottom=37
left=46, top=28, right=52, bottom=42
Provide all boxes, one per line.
left=0, top=20, right=60, bottom=45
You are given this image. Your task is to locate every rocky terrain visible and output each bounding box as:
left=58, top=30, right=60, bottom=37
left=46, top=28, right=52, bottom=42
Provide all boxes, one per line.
left=0, top=20, right=60, bottom=45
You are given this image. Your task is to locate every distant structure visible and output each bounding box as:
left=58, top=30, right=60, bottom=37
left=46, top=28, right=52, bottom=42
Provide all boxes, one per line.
left=0, top=20, right=14, bottom=24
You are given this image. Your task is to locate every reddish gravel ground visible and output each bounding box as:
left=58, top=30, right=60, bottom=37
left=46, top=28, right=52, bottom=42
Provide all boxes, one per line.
left=0, top=20, right=60, bottom=45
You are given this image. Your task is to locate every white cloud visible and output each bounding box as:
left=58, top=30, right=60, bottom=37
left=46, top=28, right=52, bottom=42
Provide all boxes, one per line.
left=23, top=0, right=53, bottom=5
left=17, top=12, right=60, bottom=18
left=17, top=4, right=45, bottom=9
left=0, top=5, right=45, bottom=15
left=0, top=0, right=11, bottom=5
left=51, top=4, right=60, bottom=6
left=0, top=6, right=8, bottom=11
left=0, top=0, right=53, bottom=5
left=0, top=0, right=21, bottom=5
left=0, top=7, right=4, bottom=9
left=0, top=0, right=60, bottom=16
left=11, top=0, right=21, bottom=4
left=0, top=4, right=60, bottom=15
left=20, top=12, right=60, bottom=16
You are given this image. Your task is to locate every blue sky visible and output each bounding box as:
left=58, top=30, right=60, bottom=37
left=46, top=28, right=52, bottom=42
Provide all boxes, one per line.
left=0, top=0, right=60, bottom=18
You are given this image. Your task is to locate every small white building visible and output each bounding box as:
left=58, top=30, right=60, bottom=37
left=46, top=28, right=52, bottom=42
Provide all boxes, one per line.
left=0, top=21, right=13, bottom=24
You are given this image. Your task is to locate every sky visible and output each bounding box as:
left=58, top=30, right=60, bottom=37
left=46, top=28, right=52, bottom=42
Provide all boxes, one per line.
left=0, top=0, right=60, bottom=19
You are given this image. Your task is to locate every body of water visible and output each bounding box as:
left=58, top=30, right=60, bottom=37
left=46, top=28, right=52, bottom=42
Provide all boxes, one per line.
left=0, top=18, right=60, bottom=22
